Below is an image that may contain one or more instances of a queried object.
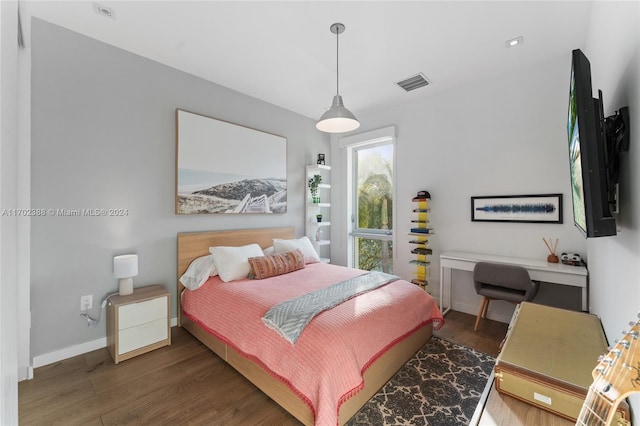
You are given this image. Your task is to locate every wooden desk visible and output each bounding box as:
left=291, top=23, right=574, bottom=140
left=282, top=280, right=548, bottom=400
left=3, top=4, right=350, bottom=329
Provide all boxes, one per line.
left=439, top=251, right=588, bottom=315
left=470, top=372, right=574, bottom=426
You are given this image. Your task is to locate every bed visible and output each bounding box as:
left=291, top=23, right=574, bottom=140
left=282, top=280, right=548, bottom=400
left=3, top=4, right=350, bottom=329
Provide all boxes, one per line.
left=177, top=227, right=443, bottom=425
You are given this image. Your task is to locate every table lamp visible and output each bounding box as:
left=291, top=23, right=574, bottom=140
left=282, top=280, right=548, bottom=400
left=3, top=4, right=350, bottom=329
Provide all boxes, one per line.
left=114, top=254, right=138, bottom=296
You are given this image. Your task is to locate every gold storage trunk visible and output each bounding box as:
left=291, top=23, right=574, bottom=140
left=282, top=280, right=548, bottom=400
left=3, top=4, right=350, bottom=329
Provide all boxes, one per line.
left=494, top=302, right=607, bottom=421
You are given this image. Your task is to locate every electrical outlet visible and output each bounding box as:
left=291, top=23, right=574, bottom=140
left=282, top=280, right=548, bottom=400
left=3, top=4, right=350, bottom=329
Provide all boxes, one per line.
left=80, top=295, right=93, bottom=311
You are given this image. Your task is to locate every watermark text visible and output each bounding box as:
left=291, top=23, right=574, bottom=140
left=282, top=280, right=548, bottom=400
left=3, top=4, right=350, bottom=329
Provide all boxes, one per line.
left=1, top=208, right=129, bottom=217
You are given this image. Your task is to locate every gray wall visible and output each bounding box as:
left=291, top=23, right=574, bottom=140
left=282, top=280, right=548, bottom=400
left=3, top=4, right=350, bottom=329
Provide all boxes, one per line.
left=30, top=19, right=327, bottom=357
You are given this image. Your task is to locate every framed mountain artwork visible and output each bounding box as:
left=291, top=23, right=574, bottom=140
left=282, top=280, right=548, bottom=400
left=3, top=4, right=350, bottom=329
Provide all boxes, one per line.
left=176, top=109, right=287, bottom=214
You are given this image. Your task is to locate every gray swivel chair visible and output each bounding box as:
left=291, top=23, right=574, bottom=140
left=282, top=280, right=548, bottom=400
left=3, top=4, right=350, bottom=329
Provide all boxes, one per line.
left=473, top=262, right=539, bottom=331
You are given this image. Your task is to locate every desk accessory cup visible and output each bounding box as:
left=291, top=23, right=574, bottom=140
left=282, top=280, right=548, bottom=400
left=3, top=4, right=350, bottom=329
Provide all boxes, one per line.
left=543, top=237, right=559, bottom=263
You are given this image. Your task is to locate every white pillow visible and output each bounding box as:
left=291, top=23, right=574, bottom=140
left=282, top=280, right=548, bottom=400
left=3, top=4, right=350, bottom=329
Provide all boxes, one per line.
left=179, top=254, right=218, bottom=290
left=209, top=244, right=264, bottom=282
left=273, top=237, right=321, bottom=264
left=263, top=246, right=275, bottom=256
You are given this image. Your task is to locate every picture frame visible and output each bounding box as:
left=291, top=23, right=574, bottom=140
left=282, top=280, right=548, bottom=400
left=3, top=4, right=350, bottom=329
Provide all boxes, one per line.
left=175, top=109, right=287, bottom=214
left=471, top=194, right=563, bottom=223
left=317, top=154, right=325, bottom=165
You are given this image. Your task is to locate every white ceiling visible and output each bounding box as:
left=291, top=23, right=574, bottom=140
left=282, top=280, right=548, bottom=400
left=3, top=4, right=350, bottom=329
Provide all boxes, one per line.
left=21, top=1, right=594, bottom=120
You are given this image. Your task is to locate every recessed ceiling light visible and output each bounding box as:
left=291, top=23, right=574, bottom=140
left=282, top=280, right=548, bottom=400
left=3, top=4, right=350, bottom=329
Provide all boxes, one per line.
left=506, top=36, right=523, bottom=48
left=93, top=3, right=115, bottom=19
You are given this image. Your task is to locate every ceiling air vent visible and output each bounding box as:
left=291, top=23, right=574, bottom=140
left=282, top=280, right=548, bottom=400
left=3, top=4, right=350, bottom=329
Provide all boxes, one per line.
left=396, top=73, right=430, bottom=92
left=93, top=3, right=115, bottom=19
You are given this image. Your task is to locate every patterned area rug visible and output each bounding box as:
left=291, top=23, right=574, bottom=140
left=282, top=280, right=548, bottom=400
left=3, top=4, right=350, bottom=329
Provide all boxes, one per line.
left=347, top=337, right=495, bottom=426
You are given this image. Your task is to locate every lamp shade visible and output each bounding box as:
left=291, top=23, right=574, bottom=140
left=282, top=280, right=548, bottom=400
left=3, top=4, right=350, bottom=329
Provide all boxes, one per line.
left=316, top=95, right=360, bottom=133
left=113, top=254, right=138, bottom=278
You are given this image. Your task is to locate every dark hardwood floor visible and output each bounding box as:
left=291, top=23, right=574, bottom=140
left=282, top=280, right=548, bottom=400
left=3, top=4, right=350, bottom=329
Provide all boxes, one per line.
left=19, top=310, right=508, bottom=425
left=434, top=310, right=509, bottom=357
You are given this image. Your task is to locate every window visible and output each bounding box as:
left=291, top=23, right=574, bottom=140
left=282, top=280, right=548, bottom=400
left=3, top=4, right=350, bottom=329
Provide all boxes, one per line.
left=347, top=134, right=395, bottom=273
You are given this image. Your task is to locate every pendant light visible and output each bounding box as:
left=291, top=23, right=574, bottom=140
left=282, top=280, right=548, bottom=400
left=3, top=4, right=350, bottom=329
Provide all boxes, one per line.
left=316, top=23, right=360, bottom=133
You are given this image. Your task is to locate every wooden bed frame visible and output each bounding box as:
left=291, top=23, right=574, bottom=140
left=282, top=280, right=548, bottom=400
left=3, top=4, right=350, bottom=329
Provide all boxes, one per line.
left=177, top=227, right=433, bottom=425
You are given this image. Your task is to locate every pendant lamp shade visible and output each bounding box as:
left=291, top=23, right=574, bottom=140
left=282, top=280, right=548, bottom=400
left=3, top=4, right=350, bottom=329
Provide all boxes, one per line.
left=316, top=95, right=360, bottom=133
left=316, top=23, right=360, bottom=133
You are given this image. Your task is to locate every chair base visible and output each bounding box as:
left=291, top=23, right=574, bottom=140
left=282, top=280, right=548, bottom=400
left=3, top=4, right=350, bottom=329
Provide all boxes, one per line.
left=474, top=297, right=519, bottom=331
left=474, top=297, right=491, bottom=331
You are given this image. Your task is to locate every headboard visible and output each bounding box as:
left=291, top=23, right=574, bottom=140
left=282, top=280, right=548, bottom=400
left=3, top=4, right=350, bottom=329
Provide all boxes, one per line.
left=176, top=226, right=295, bottom=325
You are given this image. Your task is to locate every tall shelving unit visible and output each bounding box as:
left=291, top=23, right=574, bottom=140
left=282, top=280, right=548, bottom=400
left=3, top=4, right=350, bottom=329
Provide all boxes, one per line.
left=305, top=164, right=331, bottom=263
left=408, top=193, right=433, bottom=291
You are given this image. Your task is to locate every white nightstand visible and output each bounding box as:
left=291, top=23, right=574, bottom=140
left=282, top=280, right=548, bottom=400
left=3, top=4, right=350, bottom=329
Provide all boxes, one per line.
left=107, top=284, right=171, bottom=364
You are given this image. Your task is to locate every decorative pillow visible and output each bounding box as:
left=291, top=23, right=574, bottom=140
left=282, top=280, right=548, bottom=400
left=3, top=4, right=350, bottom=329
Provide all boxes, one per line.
left=248, top=249, right=305, bottom=279
left=179, top=254, right=218, bottom=290
left=272, top=236, right=321, bottom=264
left=210, top=244, right=264, bottom=282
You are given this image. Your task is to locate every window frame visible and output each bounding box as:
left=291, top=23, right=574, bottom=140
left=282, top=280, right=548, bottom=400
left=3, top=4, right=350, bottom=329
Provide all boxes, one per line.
left=351, top=140, right=395, bottom=239
left=338, top=126, right=397, bottom=269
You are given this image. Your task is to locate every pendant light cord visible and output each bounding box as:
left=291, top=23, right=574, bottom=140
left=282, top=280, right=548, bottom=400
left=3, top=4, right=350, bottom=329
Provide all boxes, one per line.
left=336, top=27, right=340, bottom=96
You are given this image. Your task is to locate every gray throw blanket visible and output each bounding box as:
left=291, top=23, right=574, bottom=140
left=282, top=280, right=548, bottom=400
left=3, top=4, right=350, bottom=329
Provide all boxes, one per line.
left=262, top=271, right=399, bottom=344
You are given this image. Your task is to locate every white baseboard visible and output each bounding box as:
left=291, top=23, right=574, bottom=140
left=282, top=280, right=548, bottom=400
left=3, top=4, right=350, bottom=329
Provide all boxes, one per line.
left=33, top=337, right=107, bottom=368
left=18, top=366, right=33, bottom=381
left=31, top=316, right=178, bottom=370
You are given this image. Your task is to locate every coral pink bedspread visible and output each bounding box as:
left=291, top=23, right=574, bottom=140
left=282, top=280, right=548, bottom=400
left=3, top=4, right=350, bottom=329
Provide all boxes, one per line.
left=182, top=263, right=443, bottom=425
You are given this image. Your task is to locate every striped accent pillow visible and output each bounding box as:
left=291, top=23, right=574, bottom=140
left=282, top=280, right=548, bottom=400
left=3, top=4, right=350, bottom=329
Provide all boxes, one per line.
left=248, top=249, right=305, bottom=280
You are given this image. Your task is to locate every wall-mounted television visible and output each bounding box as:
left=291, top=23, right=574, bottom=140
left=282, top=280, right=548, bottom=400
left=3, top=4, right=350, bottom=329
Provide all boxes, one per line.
left=567, top=49, right=629, bottom=238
